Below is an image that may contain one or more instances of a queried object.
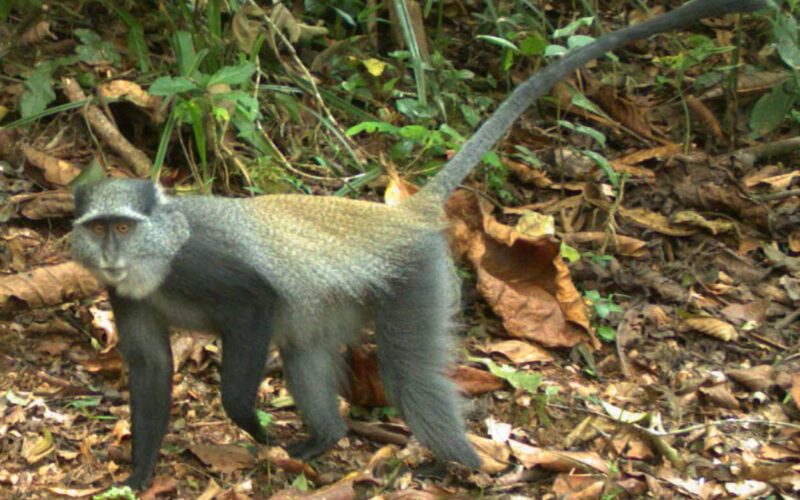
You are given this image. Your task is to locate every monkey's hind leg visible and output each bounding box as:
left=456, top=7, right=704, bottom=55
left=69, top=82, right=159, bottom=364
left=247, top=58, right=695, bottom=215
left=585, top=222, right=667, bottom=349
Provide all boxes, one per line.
left=280, top=344, right=347, bottom=460
left=374, top=247, right=480, bottom=469
left=219, top=309, right=274, bottom=445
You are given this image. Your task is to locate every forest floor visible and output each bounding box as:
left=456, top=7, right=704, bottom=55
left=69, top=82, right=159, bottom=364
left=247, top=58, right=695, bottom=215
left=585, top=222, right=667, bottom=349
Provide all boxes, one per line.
left=1, top=1, right=800, bottom=499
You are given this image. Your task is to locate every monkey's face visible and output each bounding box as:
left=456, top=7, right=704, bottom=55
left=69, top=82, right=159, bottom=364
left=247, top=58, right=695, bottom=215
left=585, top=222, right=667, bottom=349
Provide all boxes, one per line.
left=71, top=179, right=190, bottom=299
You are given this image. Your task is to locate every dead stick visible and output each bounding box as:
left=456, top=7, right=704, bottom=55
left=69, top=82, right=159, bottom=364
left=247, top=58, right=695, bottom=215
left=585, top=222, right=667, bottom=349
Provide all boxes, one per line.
left=60, top=77, right=152, bottom=177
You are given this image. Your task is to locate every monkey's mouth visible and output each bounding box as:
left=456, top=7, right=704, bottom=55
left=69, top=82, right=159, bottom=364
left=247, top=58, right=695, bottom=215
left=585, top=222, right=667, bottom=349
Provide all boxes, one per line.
left=99, top=266, right=128, bottom=284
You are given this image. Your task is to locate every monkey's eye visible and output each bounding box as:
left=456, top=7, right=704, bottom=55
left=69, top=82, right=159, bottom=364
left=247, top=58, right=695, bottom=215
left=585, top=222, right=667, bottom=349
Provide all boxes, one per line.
left=114, top=222, right=134, bottom=235
left=89, top=222, right=105, bottom=236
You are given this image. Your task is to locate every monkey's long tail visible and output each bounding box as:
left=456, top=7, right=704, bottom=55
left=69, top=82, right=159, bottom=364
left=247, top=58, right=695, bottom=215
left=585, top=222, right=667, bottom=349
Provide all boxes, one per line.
left=405, top=0, right=768, bottom=209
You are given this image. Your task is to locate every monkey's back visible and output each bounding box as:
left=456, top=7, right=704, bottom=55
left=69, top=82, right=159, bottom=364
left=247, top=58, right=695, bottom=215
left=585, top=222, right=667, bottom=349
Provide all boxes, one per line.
left=169, top=194, right=448, bottom=335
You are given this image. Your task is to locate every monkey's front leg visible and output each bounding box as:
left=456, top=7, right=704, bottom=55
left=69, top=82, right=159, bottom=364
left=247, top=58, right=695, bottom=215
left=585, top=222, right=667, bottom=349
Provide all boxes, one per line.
left=110, top=294, right=173, bottom=490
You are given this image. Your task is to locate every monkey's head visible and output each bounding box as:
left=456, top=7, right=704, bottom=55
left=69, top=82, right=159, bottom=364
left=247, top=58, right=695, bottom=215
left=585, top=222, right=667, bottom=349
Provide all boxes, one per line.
left=71, top=179, right=190, bottom=299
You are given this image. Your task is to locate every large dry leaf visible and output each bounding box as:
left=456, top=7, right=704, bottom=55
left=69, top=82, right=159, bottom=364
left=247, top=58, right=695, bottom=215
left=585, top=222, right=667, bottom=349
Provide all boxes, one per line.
left=190, top=444, right=256, bottom=474
left=0, top=261, right=103, bottom=313
left=681, top=317, right=739, bottom=341
left=447, top=191, right=596, bottom=348
left=21, top=144, right=81, bottom=186
left=468, top=434, right=511, bottom=474
left=488, top=339, right=553, bottom=364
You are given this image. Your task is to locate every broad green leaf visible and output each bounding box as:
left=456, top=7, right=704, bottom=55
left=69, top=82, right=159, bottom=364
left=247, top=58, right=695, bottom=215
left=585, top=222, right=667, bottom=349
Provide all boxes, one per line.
left=560, top=241, right=581, bottom=263
left=208, top=62, right=257, bottom=87
left=749, top=83, right=794, bottom=138
left=553, top=16, right=594, bottom=38
left=774, top=12, right=800, bottom=69
left=346, top=121, right=400, bottom=136
left=20, top=67, right=55, bottom=118
left=545, top=44, right=568, bottom=57
left=520, top=32, right=547, bottom=56
left=567, top=35, right=596, bottom=49
left=149, top=76, right=198, bottom=96
left=557, top=120, right=606, bottom=147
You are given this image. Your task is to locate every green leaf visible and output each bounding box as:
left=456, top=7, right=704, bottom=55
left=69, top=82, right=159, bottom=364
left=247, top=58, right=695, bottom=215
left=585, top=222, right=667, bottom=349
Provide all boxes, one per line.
left=93, top=485, right=137, bottom=500
left=774, top=12, right=800, bottom=69
left=398, top=124, right=429, bottom=142
left=20, top=67, right=55, bottom=118
left=560, top=241, right=581, bottom=263
left=104, top=3, right=150, bottom=72
left=476, top=34, right=519, bottom=52
left=74, top=29, right=120, bottom=65
left=519, top=32, right=547, bottom=56
left=749, top=83, right=794, bottom=138
left=567, top=35, right=596, bottom=49
left=582, top=150, right=619, bottom=187
left=597, top=326, right=616, bottom=342
left=69, top=159, right=106, bottom=189
left=208, top=62, right=257, bottom=87
left=149, top=76, right=198, bottom=96
left=557, top=120, right=606, bottom=147
left=256, top=409, right=273, bottom=428
left=544, top=44, right=568, bottom=57
left=553, top=16, right=594, bottom=38
left=291, top=473, right=309, bottom=492
left=346, top=121, right=399, bottom=136
left=172, top=31, right=197, bottom=76
left=473, top=357, right=541, bottom=394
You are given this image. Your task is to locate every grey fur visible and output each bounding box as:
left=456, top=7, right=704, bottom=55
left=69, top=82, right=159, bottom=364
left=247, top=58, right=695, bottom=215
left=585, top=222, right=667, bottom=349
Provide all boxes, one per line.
left=70, top=0, right=768, bottom=489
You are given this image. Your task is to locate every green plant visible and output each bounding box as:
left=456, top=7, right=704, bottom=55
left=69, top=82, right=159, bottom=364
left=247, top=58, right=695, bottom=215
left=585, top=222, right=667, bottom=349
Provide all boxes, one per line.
left=584, top=290, right=623, bottom=342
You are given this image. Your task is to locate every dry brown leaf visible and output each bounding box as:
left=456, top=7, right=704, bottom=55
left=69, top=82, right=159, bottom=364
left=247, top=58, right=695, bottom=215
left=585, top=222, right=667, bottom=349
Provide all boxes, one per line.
left=14, top=190, right=75, bottom=220
left=451, top=365, right=505, bottom=396
left=699, top=383, right=740, bottom=410
left=98, top=80, right=158, bottom=109
left=20, top=21, right=55, bottom=45
left=455, top=193, right=595, bottom=347
left=791, top=373, right=800, bottom=412
left=467, top=434, right=511, bottom=474
left=21, top=144, right=81, bottom=186
left=505, top=159, right=553, bottom=188
left=745, top=170, right=800, bottom=191
left=21, top=431, right=54, bottom=464
left=347, top=345, right=388, bottom=407
left=720, top=301, right=768, bottom=326
left=141, top=476, right=179, bottom=500
left=727, top=365, right=774, bottom=391
left=0, top=262, right=103, bottom=313
left=592, top=83, right=668, bottom=143
left=619, top=207, right=697, bottom=237
left=612, top=143, right=682, bottom=165
left=507, top=443, right=609, bottom=473
left=383, top=166, right=418, bottom=206
left=564, top=231, right=648, bottom=258
left=551, top=474, right=604, bottom=500
left=487, top=339, right=553, bottom=364
left=260, top=447, right=318, bottom=478
left=670, top=210, right=734, bottom=235
left=685, top=95, right=724, bottom=142
left=190, top=444, right=256, bottom=474
left=681, top=317, right=739, bottom=341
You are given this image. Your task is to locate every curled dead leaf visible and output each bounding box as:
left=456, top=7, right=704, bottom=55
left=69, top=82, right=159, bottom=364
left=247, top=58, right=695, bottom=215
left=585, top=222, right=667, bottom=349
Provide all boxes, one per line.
left=467, top=434, right=511, bottom=474
left=681, top=317, right=739, bottom=342
left=487, top=339, right=553, bottom=365
left=698, top=383, right=740, bottom=410
left=727, top=365, right=774, bottom=391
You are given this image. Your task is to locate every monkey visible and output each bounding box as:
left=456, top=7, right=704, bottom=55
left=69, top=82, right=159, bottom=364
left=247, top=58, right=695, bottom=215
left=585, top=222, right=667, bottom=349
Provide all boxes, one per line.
left=69, top=0, right=766, bottom=489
